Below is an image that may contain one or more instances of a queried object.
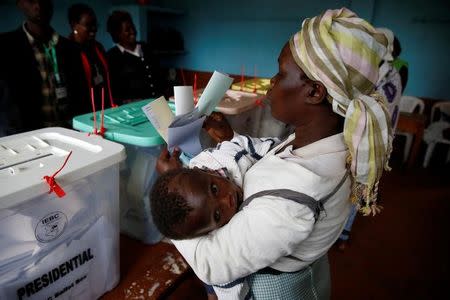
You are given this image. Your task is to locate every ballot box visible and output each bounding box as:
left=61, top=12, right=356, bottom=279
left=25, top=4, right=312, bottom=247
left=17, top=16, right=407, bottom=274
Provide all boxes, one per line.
left=217, top=90, right=265, bottom=137
left=73, top=100, right=168, bottom=245
left=170, top=89, right=264, bottom=137
left=202, top=89, right=291, bottom=138
left=0, top=127, right=125, bottom=300
left=231, top=78, right=271, bottom=95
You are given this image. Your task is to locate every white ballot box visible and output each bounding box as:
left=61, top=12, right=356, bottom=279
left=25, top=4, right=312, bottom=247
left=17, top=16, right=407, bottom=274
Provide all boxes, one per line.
left=73, top=100, right=169, bottom=245
left=0, top=127, right=125, bottom=300
left=170, top=89, right=291, bottom=138
left=217, top=90, right=264, bottom=137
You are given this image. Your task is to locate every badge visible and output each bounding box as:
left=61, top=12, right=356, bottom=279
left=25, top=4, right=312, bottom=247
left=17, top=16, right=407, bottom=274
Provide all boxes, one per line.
left=55, top=86, right=68, bottom=99
left=94, top=73, right=104, bottom=86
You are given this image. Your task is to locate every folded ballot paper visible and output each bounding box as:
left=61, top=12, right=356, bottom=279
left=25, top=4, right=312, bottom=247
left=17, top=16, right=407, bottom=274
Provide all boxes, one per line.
left=143, top=71, right=233, bottom=158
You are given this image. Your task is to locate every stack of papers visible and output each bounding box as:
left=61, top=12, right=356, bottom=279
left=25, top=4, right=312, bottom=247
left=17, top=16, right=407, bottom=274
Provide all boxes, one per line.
left=142, top=71, right=233, bottom=158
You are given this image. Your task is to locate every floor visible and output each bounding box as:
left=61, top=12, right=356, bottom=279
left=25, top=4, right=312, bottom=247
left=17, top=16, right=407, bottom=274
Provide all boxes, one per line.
left=164, top=142, right=450, bottom=300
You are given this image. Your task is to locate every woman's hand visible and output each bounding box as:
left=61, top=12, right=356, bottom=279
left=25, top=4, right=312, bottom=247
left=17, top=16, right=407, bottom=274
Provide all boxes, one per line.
left=203, top=112, right=234, bottom=143
left=156, top=146, right=183, bottom=174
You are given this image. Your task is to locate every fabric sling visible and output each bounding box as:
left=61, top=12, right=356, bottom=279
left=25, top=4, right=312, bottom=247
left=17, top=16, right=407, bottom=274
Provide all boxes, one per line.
left=241, top=170, right=349, bottom=223
left=239, top=171, right=348, bottom=299
left=240, top=170, right=349, bottom=273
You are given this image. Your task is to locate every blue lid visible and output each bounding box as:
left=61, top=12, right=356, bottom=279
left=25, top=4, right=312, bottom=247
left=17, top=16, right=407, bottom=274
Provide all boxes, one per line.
left=73, top=99, right=176, bottom=147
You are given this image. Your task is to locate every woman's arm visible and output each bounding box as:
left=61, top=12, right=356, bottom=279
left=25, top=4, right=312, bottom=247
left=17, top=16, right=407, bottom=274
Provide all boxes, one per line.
left=172, top=198, right=315, bottom=285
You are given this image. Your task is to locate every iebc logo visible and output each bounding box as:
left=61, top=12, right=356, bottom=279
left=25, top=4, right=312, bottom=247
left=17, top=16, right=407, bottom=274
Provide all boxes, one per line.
left=35, top=211, right=68, bottom=243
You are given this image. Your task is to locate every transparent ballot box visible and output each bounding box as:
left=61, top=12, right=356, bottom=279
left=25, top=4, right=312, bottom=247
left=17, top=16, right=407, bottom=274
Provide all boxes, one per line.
left=73, top=100, right=167, bottom=245
left=0, top=127, right=125, bottom=299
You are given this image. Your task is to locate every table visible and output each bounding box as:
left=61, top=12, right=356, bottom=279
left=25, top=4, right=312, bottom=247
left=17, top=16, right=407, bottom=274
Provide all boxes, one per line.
left=396, top=112, right=427, bottom=168
left=101, top=235, right=190, bottom=299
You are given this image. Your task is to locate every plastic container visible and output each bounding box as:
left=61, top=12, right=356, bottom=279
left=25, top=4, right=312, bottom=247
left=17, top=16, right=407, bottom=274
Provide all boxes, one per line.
left=73, top=100, right=167, bottom=245
left=217, top=90, right=264, bottom=137
left=231, top=78, right=271, bottom=95
left=209, top=89, right=290, bottom=138
left=170, top=89, right=264, bottom=137
left=256, top=103, right=294, bottom=138
left=0, top=127, right=125, bottom=300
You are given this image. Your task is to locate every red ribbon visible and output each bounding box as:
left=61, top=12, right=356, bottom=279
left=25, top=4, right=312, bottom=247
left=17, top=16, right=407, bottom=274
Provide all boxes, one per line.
left=81, top=47, right=118, bottom=109
left=255, top=97, right=265, bottom=107
left=193, top=73, right=198, bottom=104
left=90, top=88, right=98, bottom=135
left=253, top=65, right=257, bottom=93
left=43, top=151, right=73, bottom=198
left=240, top=65, right=245, bottom=91
left=94, top=46, right=117, bottom=108
left=99, top=87, right=106, bottom=136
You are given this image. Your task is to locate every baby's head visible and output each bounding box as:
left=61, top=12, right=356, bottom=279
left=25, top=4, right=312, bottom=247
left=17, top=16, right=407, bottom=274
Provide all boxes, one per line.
left=150, top=168, right=243, bottom=240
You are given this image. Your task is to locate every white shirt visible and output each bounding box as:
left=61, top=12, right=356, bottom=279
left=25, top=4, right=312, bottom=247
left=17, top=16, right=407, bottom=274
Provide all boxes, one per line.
left=173, top=133, right=351, bottom=285
left=117, top=43, right=143, bottom=58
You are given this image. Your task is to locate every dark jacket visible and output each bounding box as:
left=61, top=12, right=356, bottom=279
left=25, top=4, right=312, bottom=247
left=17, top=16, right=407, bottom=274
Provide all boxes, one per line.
left=106, top=43, right=165, bottom=102
left=0, top=27, right=86, bottom=134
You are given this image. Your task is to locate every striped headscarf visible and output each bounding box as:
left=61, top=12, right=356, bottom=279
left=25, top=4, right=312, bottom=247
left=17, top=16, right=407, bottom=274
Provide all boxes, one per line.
left=290, top=8, right=393, bottom=216
left=377, top=27, right=395, bottom=62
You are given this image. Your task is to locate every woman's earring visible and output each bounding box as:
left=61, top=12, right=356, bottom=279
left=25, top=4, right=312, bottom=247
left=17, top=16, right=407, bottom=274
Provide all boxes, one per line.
left=74, top=30, right=78, bottom=35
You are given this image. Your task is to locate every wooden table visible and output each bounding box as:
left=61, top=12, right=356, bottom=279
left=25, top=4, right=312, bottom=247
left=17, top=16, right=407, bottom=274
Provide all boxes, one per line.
left=101, top=235, right=190, bottom=300
left=396, top=112, right=427, bottom=168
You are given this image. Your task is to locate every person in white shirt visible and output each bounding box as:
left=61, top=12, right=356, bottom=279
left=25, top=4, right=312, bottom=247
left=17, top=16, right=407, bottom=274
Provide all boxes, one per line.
left=106, top=10, right=165, bottom=103
left=156, top=8, right=393, bottom=299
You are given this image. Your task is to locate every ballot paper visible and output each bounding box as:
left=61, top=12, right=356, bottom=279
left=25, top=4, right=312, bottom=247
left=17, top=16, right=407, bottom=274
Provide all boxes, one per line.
left=168, top=109, right=206, bottom=157
left=196, top=71, right=233, bottom=115
left=141, top=96, right=175, bottom=142
left=165, top=71, right=232, bottom=157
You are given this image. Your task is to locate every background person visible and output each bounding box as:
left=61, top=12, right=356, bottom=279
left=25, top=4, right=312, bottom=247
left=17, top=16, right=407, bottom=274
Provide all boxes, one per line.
left=0, top=0, right=85, bottom=133
left=106, top=10, right=166, bottom=103
left=68, top=3, right=116, bottom=110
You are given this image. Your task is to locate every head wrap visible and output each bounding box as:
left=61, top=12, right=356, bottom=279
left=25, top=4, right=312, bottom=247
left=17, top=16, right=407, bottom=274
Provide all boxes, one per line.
left=376, top=27, right=396, bottom=85
left=377, top=27, right=395, bottom=62
left=290, top=8, right=393, bottom=216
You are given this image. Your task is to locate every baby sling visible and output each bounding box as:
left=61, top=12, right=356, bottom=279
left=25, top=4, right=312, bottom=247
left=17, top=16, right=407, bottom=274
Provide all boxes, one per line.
left=241, top=170, right=349, bottom=300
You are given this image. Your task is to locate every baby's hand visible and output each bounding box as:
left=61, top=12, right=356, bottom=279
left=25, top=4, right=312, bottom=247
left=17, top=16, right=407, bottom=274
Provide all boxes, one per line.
left=203, top=112, right=234, bottom=143
left=156, top=146, right=182, bottom=174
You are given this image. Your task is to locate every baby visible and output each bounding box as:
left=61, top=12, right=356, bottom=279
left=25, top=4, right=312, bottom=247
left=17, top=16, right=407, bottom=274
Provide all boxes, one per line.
left=150, top=167, right=244, bottom=240
left=150, top=131, right=280, bottom=300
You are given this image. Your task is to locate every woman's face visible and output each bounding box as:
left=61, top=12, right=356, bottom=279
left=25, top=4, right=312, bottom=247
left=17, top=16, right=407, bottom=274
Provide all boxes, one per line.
left=118, top=20, right=137, bottom=46
left=266, top=43, right=312, bottom=126
left=73, top=12, right=97, bottom=44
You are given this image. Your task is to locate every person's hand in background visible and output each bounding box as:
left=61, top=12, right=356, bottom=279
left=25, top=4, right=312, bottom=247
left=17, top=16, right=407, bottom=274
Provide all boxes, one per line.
left=203, top=112, right=234, bottom=143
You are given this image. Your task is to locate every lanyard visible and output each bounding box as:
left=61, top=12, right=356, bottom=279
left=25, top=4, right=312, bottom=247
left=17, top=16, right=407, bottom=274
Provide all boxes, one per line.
left=80, top=45, right=117, bottom=108
left=44, top=43, right=61, bottom=83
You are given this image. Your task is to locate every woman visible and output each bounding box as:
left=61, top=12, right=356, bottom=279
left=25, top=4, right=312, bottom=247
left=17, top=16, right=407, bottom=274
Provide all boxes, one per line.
left=159, top=8, right=392, bottom=299
left=106, top=10, right=164, bottom=103
left=68, top=3, right=116, bottom=111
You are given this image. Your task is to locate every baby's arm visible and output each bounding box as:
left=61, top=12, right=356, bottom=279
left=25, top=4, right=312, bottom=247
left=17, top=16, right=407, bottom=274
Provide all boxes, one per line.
left=190, top=135, right=280, bottom=186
